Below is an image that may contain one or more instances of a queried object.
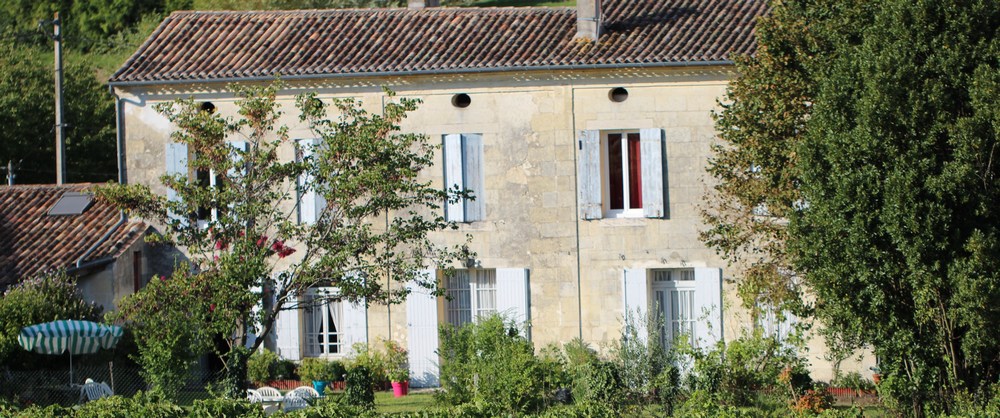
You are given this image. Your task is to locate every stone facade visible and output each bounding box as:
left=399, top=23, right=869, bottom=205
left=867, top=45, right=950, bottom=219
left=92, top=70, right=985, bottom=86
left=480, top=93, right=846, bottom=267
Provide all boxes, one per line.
left=114, top=66, right=871, bottom=382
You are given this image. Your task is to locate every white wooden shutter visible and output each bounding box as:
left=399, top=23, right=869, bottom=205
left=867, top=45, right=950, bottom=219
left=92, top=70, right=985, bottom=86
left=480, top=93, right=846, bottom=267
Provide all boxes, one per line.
left=622, top=268, right=649, bottom=344
left=165, top=143, right=188, bottom=225
left=297, top=139, right=326, bottom=225
left=496, top=268, right=530, bottom=338
left=245, top=285, right=263, bottom=349
left=443, top=134, right=465, bottom=222
left=341, top=298, right=368, bottom=353
left=228, top=141, right=248, bottom=178
left=694, top=267, right=723, bottom=348
left=275, top=293, right=302, bottom=361
left=462, top=134, right=484, bottom=222
left=577, top=130, right=602, bottom=219
left=639, top=128, right=665, bottom=218
left=406, top=273, right=440, bottom=387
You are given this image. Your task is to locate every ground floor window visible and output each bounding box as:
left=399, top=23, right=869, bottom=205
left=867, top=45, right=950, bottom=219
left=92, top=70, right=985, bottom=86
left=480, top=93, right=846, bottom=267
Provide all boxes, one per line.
left=652, top=269, right=697, bottom=347
left=304, top=290, right=343, bottom=357
left=445, top=269, right=497, bottom=326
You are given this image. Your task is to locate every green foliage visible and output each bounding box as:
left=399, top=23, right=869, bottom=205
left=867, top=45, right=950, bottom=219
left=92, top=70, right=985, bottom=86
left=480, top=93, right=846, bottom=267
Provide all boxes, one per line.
left=0, top=271, right=102, bottom=367
left=437, top=315, right=544, bottom=415
left=610, top=308, right=676, bottom=404
left=829, top=371, right=875, bottom=392
left=73, top=393, right=185, bottom=418
left=299, top=358, right=338, bottom=382
left=189, top=397, right=264, bottom=418
left=0, top=43, right=116, bottom=184
left=248, top=348, right=280, bottom=384
left=345, top=365, right=376, bottom=410
left=109, top=268, right=217, bottom=400
left=676, top=390, right=782, bottom=418
left=574, top=360, right=625, bottom=409
left=787, top=0, right=1000, bottom=412
left=684, top=330, right=808, bottom=408
left=346, top=343, right=389, bottom=387
left=382, top=340, right=409, bottom=382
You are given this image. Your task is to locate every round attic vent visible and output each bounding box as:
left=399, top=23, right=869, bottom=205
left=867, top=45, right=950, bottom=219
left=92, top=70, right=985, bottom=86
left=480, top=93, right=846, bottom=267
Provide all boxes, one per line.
left=609, top=87, right=629, bottom=103
left=451, top=93, right=472, bottom=108
left=200, top=101, right=216, bottom=113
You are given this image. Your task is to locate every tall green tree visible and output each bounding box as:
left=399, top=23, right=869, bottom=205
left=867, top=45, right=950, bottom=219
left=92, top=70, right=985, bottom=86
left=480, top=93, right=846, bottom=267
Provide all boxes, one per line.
left=702, top=0, right=872, bottom=318
left=0, top=44, right=116, bottom=184
left=97, top=82, right=469, bottom=396
left=790, top=0, right=1000, bottom=414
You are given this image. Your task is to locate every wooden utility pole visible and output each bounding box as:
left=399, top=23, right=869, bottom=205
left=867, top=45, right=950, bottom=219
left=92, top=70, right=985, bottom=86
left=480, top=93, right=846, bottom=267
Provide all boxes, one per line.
left=53, top=12, right=66, bottom=185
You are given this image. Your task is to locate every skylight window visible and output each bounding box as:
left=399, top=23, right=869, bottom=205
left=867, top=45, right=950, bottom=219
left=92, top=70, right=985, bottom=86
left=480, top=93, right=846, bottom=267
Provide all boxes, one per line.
left=48, top=192, right=93, bottom=216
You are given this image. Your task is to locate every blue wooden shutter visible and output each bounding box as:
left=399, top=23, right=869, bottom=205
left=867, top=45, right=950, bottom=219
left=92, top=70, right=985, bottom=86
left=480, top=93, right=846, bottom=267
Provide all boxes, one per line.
left=577, top=130, right=602, bottom=219
left=693, top=267, right=723, bottom=348
left=496, top=268, right=530, bottom=338
left=296, top=139, right=325, bottom=225
left=462, top=134, right=484, bottom=222
left=406, top=273, right=440, bottom=387
left=639, top=128, right=665, bottom=218
left=622, top=268, right=649, bottom=344
left=443, top=134, right=465, bottom=222
left=165, top=143, right=188, bottom=225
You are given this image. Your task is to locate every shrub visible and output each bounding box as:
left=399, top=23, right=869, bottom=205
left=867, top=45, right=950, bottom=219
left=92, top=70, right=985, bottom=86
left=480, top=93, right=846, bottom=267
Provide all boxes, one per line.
left=274, top=358, right=299, bottom=380
left=437, top=314, right=544, bottom=415
left=299, top=358, right=335, bottom=382
left=347, top=342, right=390, bottom=388
left=684, top=330, right=808, bottom=407
left=73, top=393, right=185, bottom=418
left=610, top=308, right=675, bottom=404
left=383, top=340, right=409, bottom=382
left=328, top=360, right=347, bottom=382
left=829, top=371, right=875, bottom=392
left=248, top=348, right=279, bottom=384
left=189, top=397, right=264, bottom=418
left=789, top=388, right=834, bottom=415
left=345, top=365, right=376, bottom=409
left=574, top=360, right=625, bottom=409
left=537, top=343, right=572, bottom=406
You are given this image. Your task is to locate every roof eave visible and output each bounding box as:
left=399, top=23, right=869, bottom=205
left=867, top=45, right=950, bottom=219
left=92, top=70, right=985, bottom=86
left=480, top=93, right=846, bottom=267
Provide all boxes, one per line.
left=108, top=60, right=736, bottom=88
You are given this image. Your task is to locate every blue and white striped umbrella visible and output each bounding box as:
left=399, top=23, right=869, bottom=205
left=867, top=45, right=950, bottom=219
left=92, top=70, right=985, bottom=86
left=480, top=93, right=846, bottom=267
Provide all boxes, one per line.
left=18, top=320, right=124, bottom=384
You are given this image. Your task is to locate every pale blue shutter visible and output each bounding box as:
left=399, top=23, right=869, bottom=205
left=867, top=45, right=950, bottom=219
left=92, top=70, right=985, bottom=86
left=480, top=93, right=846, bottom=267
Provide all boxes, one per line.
left=406, top=273, right=439, bottom=387
left=297, top=139, right=326, bottom=224
left=228, top=141, right=248, bottom=178
left=622, top=268, right=649, bottom=344
left=577, top=130, right=602, bottom=219
left=694, top=267, right=723, bottom=348
left=275, top=293, right=302, bottom=361
left=496, top=268, right=530, bottom=338
left=165, top=143, right=188, bottom=225
left=341, top=297, right=368, bottom=353
left=639, top=128, right=665, bottom=218
left=443, top=134, right=465, bottom=222
left=462, top=134, right=484, bottom=222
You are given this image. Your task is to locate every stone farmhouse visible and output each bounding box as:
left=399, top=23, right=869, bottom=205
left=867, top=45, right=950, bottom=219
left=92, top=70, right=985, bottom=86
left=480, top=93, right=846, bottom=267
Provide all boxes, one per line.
left=109, top=0, right=869, bottom=385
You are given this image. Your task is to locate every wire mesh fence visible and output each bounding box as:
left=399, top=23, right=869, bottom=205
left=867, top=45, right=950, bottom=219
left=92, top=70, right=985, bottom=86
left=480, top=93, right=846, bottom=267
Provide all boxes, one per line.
left=0, top=364, right=224, bottom=408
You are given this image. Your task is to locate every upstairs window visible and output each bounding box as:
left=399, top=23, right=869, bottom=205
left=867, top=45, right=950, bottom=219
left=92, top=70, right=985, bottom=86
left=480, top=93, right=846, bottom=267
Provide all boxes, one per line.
left=578, top=128, right=665, bottom=219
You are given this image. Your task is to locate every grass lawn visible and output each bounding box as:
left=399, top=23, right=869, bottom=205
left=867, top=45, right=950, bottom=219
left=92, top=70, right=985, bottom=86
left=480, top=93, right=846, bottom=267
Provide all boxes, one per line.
left=375, top=391, right=438, bottom=414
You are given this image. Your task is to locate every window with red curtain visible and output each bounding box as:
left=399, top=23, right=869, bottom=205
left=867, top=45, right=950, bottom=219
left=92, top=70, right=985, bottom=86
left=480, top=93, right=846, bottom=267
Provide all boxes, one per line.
left=627, top=133, right=642, bottom=209
left=606, top=132, right=643, bottom=212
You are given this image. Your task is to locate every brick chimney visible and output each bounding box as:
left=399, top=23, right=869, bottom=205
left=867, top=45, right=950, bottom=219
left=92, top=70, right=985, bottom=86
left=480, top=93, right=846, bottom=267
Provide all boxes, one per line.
left=408, top=0, right=439, bottom=9
left=574, top=0, right=602, bottom=41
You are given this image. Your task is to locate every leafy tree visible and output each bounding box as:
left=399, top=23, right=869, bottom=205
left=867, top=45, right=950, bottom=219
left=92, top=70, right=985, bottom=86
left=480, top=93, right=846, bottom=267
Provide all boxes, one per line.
left=702, top=0, right=873, bottom=317
left=0, top=44, right=117, bottom=184
left=0, top=271, right=102, bottom=368
left=96, top=82, right=469, bottom=396
left=789, top=0, right=1000, bottom=414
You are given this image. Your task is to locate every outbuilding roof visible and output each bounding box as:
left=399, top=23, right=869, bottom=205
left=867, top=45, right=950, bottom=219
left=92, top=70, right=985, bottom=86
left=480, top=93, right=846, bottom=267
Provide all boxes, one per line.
left=0, top=184, right=147, bottom=289
left=110, top=0, right=767, bottom=84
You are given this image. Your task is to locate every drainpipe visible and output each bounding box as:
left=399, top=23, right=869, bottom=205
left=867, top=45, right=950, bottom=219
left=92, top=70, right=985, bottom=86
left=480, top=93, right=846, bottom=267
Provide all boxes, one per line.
left=75, top=211, right=127, bottom=269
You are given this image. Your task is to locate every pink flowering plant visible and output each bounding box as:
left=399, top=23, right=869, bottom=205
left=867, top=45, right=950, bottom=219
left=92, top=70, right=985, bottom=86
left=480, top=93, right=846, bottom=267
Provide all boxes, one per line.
left=96, top=82, right=472, bottom=395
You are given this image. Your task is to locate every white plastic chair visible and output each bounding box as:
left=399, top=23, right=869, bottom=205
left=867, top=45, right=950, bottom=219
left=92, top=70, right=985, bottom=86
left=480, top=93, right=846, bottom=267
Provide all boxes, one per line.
left=290, top=386, right=320, bottom=398
left=79, top=379, right=113, bottom=403
left=246, top=388, right=262, bottom=403
left=256, top=386, right=282, bottom=401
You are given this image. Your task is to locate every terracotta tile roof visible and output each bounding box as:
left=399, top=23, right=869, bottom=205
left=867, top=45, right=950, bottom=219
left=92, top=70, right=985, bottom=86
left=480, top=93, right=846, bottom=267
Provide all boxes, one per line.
left=111, top=0, right=767, bottom=84
left=0, top=184, right=147, bottom=288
